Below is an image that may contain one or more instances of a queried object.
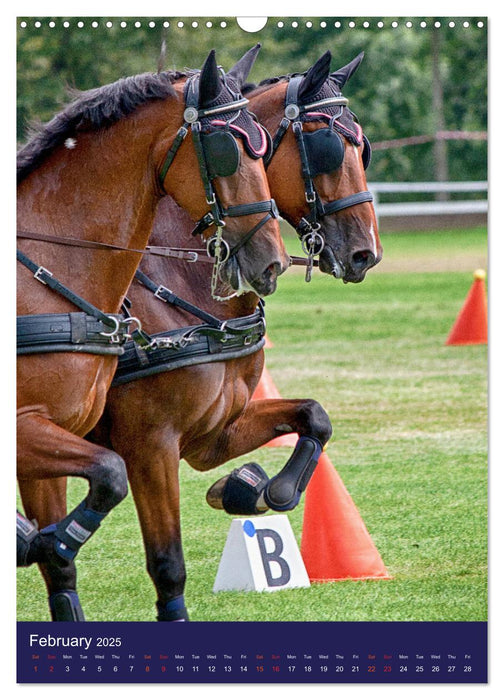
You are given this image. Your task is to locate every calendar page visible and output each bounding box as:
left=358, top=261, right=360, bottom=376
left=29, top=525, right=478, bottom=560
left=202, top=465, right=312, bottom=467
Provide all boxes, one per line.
left=16, top=10, right=488, bottom=687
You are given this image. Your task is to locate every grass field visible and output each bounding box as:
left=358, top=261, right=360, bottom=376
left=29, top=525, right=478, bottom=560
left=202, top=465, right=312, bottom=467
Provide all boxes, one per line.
left=17, top=226, right=488, bottom=622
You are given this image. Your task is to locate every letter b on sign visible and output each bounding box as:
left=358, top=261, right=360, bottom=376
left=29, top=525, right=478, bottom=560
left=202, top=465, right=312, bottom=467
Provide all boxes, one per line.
left=255, top=528, right=291, bottom=587
left=213, top=515, right=310, bottom=593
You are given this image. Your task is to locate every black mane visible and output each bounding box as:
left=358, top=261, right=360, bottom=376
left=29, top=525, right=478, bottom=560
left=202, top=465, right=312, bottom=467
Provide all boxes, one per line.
left=242, top=75, right=290, bottom=95
left=17, top=70, right=189, bottom=183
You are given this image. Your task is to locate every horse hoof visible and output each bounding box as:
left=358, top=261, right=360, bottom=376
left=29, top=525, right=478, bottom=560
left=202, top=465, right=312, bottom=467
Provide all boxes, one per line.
left=206, top=476, right=228, bottom=510
left=206, top=463, right=270, bottom=515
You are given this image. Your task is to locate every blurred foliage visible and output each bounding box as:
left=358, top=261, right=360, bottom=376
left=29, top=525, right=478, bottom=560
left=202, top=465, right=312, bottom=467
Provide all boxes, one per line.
left=17, top=16, right=487, bottom=182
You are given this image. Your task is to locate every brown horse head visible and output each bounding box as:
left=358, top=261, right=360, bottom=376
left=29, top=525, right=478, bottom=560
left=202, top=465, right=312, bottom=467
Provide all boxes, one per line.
left=156, top=46, right=288, bottom=298
left=247, top=51, right=382, bottom=283
left=17, top=50, right=287, bottom=317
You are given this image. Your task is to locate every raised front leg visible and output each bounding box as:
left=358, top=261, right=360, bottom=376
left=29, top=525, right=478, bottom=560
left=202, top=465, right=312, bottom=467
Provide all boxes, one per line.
left=17, top=413, right=128, bottom=620
left=191, top=398, right=332, bottom=514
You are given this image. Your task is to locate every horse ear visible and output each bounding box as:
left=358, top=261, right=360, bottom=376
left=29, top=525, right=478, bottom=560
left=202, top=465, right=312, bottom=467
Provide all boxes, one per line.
left=198, top=49, right=221, bottom=107
left=226, top=44, right=261, bottom=88
left=298, top=50, right=332, bottom=102
left=331, top=52, right=365, bottom=90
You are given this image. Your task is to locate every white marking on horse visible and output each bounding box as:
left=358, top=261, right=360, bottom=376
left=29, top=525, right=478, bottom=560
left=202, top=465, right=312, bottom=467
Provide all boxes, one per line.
left=352, top=145, right=378, bottom=257
left=368, top=223, right=378, bottom=258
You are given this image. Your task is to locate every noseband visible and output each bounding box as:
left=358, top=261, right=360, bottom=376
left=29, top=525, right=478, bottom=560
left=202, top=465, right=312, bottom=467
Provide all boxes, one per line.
left=265, top=75, right=373, bottom=275
left=158, top=71, right=279, bottom=299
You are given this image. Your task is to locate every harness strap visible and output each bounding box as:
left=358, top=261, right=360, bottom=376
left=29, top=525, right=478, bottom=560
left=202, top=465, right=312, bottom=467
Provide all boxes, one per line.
left=17, top=249, right=123, bottom=331
left=285, top=75, right=304, bottom=117
left=266, top=116, right=290, bottom=166
left=190, top=121, right=224, bottom=227
left=292, top=120, right=317, bottom=209
left=192, top=199, right=278, bottom=236
left=320, top=191, right=374, bottom=215
left=223, top=199, right=279, bottom=219
left=158, top=126, right=189, bottom=185
left=112, top=307, right=266, bottom=386
left=191, top=199, right=280, bottom=259
left=134, top=269, right=224, bottom=328
left=17, top=230, right=209, bottom=263
left=227, top=211, right=276, bottom=259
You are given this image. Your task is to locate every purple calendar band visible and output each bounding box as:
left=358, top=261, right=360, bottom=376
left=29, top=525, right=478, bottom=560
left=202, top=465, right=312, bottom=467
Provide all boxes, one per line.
left=17, top=621, right=487, bottom=684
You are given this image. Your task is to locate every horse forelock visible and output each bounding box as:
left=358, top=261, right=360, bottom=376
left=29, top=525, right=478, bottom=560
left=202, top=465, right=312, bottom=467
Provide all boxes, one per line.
left=17, top=71, right=187, bottom=183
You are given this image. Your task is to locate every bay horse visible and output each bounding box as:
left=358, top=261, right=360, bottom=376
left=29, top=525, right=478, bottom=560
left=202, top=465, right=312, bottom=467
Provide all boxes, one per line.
left=16, top=46, right=288, bottom=621
left=86, top=49, right=381, bottom=622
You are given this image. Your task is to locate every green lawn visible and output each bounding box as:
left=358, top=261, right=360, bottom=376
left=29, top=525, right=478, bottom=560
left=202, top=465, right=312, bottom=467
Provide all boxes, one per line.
left=17, top=227, right=488, bottom=622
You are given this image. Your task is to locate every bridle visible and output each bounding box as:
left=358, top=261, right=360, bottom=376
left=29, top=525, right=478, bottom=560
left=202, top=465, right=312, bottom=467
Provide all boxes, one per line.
left=265, top=75, right=374, bottom=278
left=17, top=71, right=280, bottom=305
left=157, top=70, right=279, bottom=299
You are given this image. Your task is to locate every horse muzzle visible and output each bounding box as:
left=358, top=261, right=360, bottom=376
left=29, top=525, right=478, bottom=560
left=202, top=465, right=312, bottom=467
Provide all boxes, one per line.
left=249, top=260, right=285, bottom=297
left=319, top=245, right=380, bottom=283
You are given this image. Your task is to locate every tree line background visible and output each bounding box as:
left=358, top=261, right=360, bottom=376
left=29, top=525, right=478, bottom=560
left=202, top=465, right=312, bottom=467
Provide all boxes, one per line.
left=17, top=16, right=487, bottom=185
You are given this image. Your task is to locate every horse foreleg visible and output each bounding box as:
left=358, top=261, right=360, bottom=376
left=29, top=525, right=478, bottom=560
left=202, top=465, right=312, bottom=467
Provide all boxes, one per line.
left=197, top=398, right=332, bottom=514
left=18, top=477, right=85, bottom=620
left=17, top=413, right=128, bottom=620
left=117, top=441, right=188, bottom=622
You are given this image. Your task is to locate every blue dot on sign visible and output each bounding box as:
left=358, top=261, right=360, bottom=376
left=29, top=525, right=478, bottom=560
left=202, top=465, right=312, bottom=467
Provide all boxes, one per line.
left=243, top=520, right=256, bottom=537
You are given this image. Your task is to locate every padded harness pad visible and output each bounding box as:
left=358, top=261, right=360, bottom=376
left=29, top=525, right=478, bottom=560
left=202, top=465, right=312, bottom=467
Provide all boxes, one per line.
left=222, top=463, right=270, bottom=515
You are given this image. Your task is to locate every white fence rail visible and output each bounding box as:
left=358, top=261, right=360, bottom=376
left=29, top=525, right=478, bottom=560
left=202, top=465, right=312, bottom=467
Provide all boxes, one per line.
left=367, top=181, right=487, bottom=219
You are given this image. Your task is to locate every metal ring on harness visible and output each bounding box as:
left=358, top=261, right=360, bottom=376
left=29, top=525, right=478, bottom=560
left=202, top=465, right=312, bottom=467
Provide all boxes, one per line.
left=301, top=231, right=325, bottom=257
left=123, top=316, right=143, bottom=336
left=183, top=106, right=199, bottom=123
left=99, top=316, right=121, bottom=339
left=285, top=103, right=300, bottom=120
left=206, top=235, right=231, bottom=264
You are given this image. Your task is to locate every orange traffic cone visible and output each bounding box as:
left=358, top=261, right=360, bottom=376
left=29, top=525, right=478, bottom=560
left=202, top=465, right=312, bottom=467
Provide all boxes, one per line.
left=252, top=366, right=298, bottom=447
left=252, top=365, right=282, bottom=401
left=445, top=269, right=488, bottom=346
left=301, top=452, right=390, bottom=582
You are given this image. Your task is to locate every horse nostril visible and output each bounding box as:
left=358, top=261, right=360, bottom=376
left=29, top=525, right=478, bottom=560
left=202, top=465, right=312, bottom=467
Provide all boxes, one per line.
left=267, top=261, right=284, bottom=278
left=352, top=249, right=376, bottom=271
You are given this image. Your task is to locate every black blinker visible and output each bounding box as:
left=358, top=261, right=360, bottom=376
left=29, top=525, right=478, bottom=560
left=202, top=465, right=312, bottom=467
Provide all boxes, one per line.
left=303, top=128, right=345, bottom=177
left=202, top=131, right=240, bottom=179
left=362, top=134, right=372, bottom=170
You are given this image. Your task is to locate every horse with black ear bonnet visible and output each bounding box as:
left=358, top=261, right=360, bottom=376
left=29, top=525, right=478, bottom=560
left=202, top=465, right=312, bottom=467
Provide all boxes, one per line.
left=78, top=48, right=381, bottom=622
left=248, top=50, right=380, bottom=282
left=16, top=46, right=287, bottom=622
